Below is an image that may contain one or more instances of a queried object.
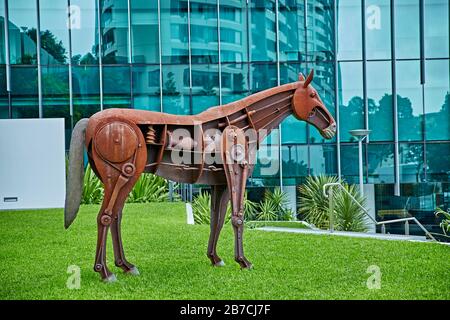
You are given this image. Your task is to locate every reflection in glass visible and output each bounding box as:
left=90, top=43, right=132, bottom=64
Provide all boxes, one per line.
left=337, top=0, right=362, bottom=60
left=220, top=0, right=248, bottom=63
left=0, top=66, right=8, bottom=118
left=395, top=0, right=420, bottom=59
left=367, top=61, right=393, bottom=141
left=396, top=61, right=423, bottom=141
left=307, top=0, right=335, bottom=62
left=39, top=0, right=69, bottom=65
left=249, top=0, right=276, bottom=62
left=190, top=0, right=218, bottom=64
left=130, top=0, right=159, bottom=64
left=425, top=0, right=449, bottom=58
left=161, top=64, right=190, bottom=115
left=252, top=129, right=280, bottom=187
left=279, top=0, right=306, bottom=62
left=72, top=66, right=100, bottom=124
left=309, top=144, right=337, bottom=176
left=425, top=59, right=450, bottom=141
left=427, top=143, right=450, bottom=182
left=100, top=0, right=129, bottom=64
left=132, top=65, right=160, bottom=111
left=8, top=0, right=38, bottom=64
left=340, top=144, right=364, bottom=184
left=70, top=0, right=99, bottom=65
left=281, top=144, right=308, bottom=186
left=338, top=62, right=364, bottom=142
left=102, top=66, right=131, bottom=109
left=367, top=144, right=394, bottom=183
left=366, top=0, right=391, bottom=60
left=221, top=63, right=249, bottom=104
left=191, top=64, right=220, bottom=113
left=0, top=1, right=6, bottom=64
left=399, top=143, right=425, bottom=183
left=250, top=63, right=277, bottom=93
left=160, top=0, right=189, bottom=64
left=11, top=66, right=39, bottom=118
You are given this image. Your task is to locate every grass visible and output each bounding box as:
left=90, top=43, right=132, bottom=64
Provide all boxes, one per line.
left=0, top=203, right=449, bottom=300
left=246, top=221, right=310, bottom=229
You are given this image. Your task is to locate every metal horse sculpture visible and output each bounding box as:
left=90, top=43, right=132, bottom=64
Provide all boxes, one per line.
left=65, top=70, right=336, bottom=282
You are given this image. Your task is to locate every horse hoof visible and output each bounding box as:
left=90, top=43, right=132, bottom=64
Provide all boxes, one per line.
left=126, top=267, right=140, bottom=276
left=103, top=274, right=117, bottom=283
left=214, top=260, right=225, bottom=267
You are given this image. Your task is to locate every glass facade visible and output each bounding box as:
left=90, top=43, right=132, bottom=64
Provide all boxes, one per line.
left=0, top=0, right=449, bottom=232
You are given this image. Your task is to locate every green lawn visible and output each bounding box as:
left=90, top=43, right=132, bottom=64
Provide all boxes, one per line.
left=0, top=203, right=449, bottom=300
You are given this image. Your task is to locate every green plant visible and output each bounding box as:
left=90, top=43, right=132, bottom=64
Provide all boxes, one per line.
left=298, top=175, right=368, bottom=232
left=435, top=207, right=450, bottom=235
left=256, top=199, right=277, bottom=221
left=127, top=173, right=170, bottom=203
left=81, top=163, right=103, bottom=204
left=243, top=192, right=259, bottom=221
left=191, top=191, right=231, bottom=225
left=255, top=187, right=292, bottom=221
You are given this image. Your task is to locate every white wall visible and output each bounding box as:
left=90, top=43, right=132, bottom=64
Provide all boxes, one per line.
left=0, top=119, right=66, bottom=210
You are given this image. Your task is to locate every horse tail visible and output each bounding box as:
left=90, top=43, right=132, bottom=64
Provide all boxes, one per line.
left=64, top=118, right=89, bottom=229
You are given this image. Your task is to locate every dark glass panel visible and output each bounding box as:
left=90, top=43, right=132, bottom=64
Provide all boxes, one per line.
left=367, top=61, right=393, bottom=142
left=399, top=143, right=425, bottom=183
left=0, top=66, right=7, bottom=118
left=337, top=0, right=362, bottom=60
left=249, top=0, right=276, bottom=62
left=191, top=63, right=219, bottom=114
left=161, top=64, right=190, bottom=115
left=70, top=0, right=99, bottom=65
left=102, top=66, right=131, bottom=109
left=0, top=1, right=5, bottom=64
left=367, top=144, right=395, bottom=184
left=8, top=0, right=38, bottom=65
left=281, top=144, right=308, bottom=186
left=72, top=66, right=101, bottom=124
left=100, top=0, right=129, bottom=64
left=338, top=62, right=364, bottom=142
left=309, top=144, right=337, bottom=176
left=340, top=144, right=364, bottom=184
left=160, top=0, right=189, bottom=64
left=279, top=0, right=306, bottom=62
left=250, top=63, right=277, bottom=93
left=251, top=130, right=280, bottom=187
left=221, top=63, right=249, bottom=104
left=424, top=0, right=449, bottom=58
left=219, top=0, right=248, bottom=63
left=396, top=60, right=423, bottom=142
left=365, top=0, right=391, bottom=60
left=11, top=66, right=39, bottom=118
left=424, top=59, right=450, bottom=141
left=190, top=0, right=218, bottom=64
left=307, top=0, right=335, bottom=62
left=132, top=65, right=160, bottom=111
left=130, top=0, right=159, bottom=64
left=427, top=143, right=450, bottom=182
left=395, top=0, right=420, bottom=59
left=39, top=0, right=70, bottom=65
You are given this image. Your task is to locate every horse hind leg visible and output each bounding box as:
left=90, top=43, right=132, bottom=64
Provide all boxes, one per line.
left=207, top=185, right=229, bottom=266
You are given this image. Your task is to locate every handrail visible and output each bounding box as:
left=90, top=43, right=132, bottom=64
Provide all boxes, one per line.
left=323, top=183, right=437, bottom=242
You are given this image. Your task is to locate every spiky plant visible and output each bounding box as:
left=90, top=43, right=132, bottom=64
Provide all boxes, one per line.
left=81, top=163, right=103, bottom=204
left=256, top=199, right=278, bottom=221
left=435, top=207, right=450, bottom=235
left=191, top=192, right=231, bottom=225
left=334, top=183, right=368, bottom=232
left=244, top=192, right=259, bottom=221
left=127, top=173, right=170, bottom=203
left=298, top=175, right=340, bottom=229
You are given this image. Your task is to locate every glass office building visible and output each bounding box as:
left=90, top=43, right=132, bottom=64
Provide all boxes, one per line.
left=0, top=0, right=449, bottom=233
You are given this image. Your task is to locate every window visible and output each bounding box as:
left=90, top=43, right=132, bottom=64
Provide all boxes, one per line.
left=220, top=0, right=247, bottom=63
left=366, top=0, right=391, bottom=60
left=161, top=65, right=190, bottom=115
left=132, top=65, right=160, bottom=111
left=250, top=0, right=276, bottom=62
left=337, top=0, right=362, bottom=60
left=307, top=0, right=335, bottom=62
left=130, top=0, right=159, bottom=64
left=72, top=66, right=100, bottom=124
left=100, top=0, right=129, bottom=64
left=395, top=0, right=420, bottom=59
left=425, top=0, right=449, bottom=58
left=11, top=66, right=39, bottom=118
left=279, top=0, right=306, bottom=62
left=367, top=144, right=395, bottom=183
left=102, top=66, right=131, bottom=109
left=160, top=0, right=189, bottom=64
left=399, top=143, right=425, bottom=183
left=191, top=64, right=219, bottom=113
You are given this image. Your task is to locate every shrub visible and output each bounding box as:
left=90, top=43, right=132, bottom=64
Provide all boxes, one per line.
left=127, top=173, right=171, bottom=203
left=256, top=188, right=293, bottom=221
left=81, top=163, right=103, bottom=204
left=435, top=207, right=450, bottom=235
left=334, top=183, right=368, bottom=232
left=191, top=191, right=231, bottom=225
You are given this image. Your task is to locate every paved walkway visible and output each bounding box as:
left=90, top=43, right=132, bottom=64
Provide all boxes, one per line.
left=256, top=226, right=432, bottom=242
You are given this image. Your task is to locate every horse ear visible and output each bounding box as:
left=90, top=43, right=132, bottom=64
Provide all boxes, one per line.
left=298, top=73, right=306, bottom=81
left=303, top=69, right=314, bottom=88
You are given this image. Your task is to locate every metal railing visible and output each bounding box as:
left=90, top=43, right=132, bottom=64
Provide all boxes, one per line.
left=323, top=183, right=437, bottom=242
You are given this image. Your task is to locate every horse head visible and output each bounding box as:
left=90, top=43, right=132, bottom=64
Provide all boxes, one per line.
left=292, top=69, right=336, bottom=139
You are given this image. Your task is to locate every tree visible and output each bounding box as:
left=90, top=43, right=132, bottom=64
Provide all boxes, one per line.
left=26, top=28, right=68, bottom=64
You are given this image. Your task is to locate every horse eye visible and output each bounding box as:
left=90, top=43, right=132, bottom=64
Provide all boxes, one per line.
left=310, top=92, right=316, bottom=98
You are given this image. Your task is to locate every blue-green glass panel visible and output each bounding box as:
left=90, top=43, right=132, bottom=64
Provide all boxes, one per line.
left=160, top=0, right=189, bottom=64
left=190, top=0, right=218, bottom=64
left=102, top=66, right=131, bottom=109
left=367, top=144, right=395, bottom=184
left=338, top=62, right=364, bottom=142
left=250, top=63, right=277, bottom=93
left=395, top=0, right=420, bottom=59
left=425, top=59, right=450, bottom=141
left=0, top=1, right=5, bottom=64
left=191, top=63, right=220, bottom=114
left=72, top=66, right=101, bottom=123
left=281, top=144, right=308, bottom=186
left=39, top=0, right=70, bottom=65
left=367, top=61, right=393, bottom=142
left=250, top=0, right=276, bottom=62
left=100, top=0, right=129, bottom=64
left=130, top=0, right=159, bottom=64
left=132, top=65, right=160, bottom=111
left=8, top=0, right=38, bottom=65
left=70, top=0, right=99, bottom=65
left=309, top=144, right=337, bottom=176
left=220, top=0, right=248, bottom=63
left=366, top=0, right=391, bottom=60
left=337, top=0, right=362, bottom=60
left=307, top=0, right=335, bottom=62
left=425, top=0, right=449, bottom=58
left=11, top=66, right=39, bottom=118
left=0, top=66, right=7, bottom=118
left=399, top=143, right=425, bottom=183
left=427, top=143, right=450, bottom=182
left=396, top=60, right=423, bottom=142
left=340, top=144, right=365, bottom=184
left=162, top=64, right=190, bottom=115
left=252, top=131, right=280, bottom=187
left=221, top=63, right=249, bottom=104
left=279, top=0, right=306, bottom=62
